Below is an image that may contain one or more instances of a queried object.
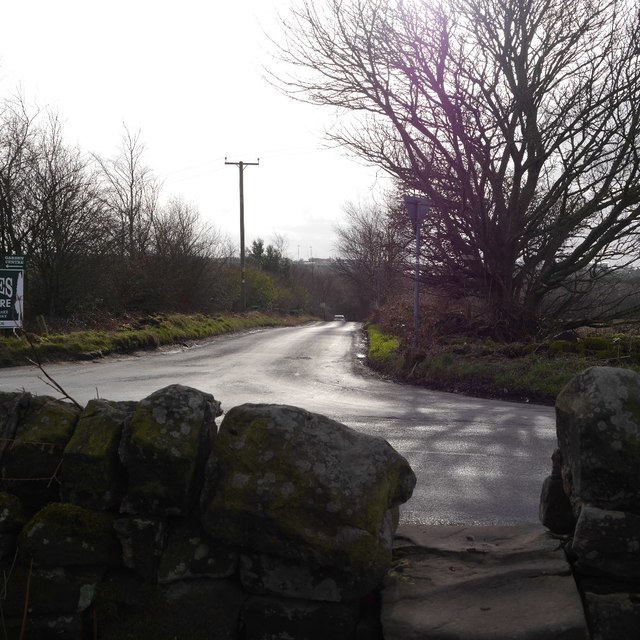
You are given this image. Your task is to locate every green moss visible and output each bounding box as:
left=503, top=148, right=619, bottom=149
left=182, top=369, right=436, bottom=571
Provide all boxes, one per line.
left=19, top=396, right=80, bottom=444
left=129, top=404, right=162, bottom=443
left=129, top=402, right=200, bottom=460
left=213, top=417, right=274, bottom=512
left=211, top=407, right=398, bottom=575
left=21, top=502, right=115, bottom=541
left=61, top=401, right=132, bottom=509
left=79, top=421, right=117, bottom=453
left=19, top=502, right=122, bottom=567
left=130, top=478, right=168, bottom=499
left=66, top=400, right=130, bottom=456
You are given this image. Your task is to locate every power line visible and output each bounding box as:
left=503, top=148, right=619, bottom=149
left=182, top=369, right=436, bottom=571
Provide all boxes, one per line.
left=159, top=145, right=320, bottom=183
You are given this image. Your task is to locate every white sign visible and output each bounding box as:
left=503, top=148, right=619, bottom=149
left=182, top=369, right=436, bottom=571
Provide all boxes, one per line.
left=0, top=265, right=24, bottom=329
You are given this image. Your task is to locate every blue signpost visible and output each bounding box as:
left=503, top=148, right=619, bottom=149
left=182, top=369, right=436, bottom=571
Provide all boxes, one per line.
left=0, top=255, right=25, bottom=329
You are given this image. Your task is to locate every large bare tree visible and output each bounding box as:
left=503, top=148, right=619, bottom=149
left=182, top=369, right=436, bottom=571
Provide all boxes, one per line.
left=273, top=0, right=640, bottom=337
left=0, top=96, right=39, bottom=257
left=150, top=197, right=234, bottom=311
left=93, top=126, right=160, bottom=310
left=28, top=113, right=108, bottom=317
left=335, top=200, right=408, bottom=315
left=95, top=126, right=158, bottom=260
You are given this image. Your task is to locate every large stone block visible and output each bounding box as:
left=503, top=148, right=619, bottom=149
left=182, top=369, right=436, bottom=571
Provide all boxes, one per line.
left=539, top=448, right=575, bottom=535
left=19, top=502, right=122, bottom=567
left=0, top=491, right=26, bottom=532
left=0, top=491, right=25, bottom=561
left=0, top=391, right=28, bottom=440
left=555, top=366, right=640, bottom=515
left=1, top=394, right=81, bottom=509
left=201, top=403, right=415, bottom=600
left=583, top=591, right=640, bottom=640
left=113, top=516, right=167, bottom=582
left=571, top=505, right=640, bottom=579
left=539, top=474, right=575, bottom=535
left=158, top=518, right=238, bottom=583
left=1, top=613, right=87, bottom=639
left=0, top=560, right=104, bottom=615
left=61, top=399, right=135, bottom=510
left=240, top=548, right=381, bottom=603
left=95, top=569, right=245, bottom=640
left=241, top=595, right=360, bottom=640
left=118, top=385, right=221, bottom=516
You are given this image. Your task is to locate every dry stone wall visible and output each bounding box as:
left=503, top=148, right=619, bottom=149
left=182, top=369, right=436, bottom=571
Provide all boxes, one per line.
left=0, top=385, right=416, bottom=640
left=540, top=366, right=640, bottom=640
left=2, top=365, right=638, bottom=639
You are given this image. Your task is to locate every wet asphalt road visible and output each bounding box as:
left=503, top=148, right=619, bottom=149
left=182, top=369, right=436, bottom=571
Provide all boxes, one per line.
left=0, top=320, right=556, bottom=525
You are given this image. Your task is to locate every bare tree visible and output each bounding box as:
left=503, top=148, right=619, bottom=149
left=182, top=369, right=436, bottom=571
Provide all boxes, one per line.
left=91, top=126, right=160, bottom=310
left=0, top=95, right=39, bottom=256
left=94, top=125, right=158, bottom=260
left=28, top=113, right=109, bottom=317
left=273, top=0, right=640, bottom=337
left=152, top=198, right=221, bottom=260
left=271, top=232, right=289, bottom=259
left=150, top=197, right=234, bottom=311
left=335, top=200, right=408, bottom=315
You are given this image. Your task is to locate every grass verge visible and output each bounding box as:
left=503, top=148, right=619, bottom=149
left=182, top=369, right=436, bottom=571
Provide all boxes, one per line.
left=0, top=312, right=317, bottom=368
left=367, top=324, right=404, bottom=373
left=366, top=324, right=640, bottom=405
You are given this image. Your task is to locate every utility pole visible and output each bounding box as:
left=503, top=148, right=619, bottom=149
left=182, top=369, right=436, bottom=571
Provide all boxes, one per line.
left=225, top=158, right=259, bottom=312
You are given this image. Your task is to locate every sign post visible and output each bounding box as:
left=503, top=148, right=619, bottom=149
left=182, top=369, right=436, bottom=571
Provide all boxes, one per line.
left=0, top=255, right=25, bottom=329
left=403, top=196, right=430, bottom=349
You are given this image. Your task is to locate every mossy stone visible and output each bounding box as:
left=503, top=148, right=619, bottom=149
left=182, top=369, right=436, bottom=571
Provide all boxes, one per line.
left=19, top=502, right=122, bottom=567
left=241, top=595, right=359, bottom=640
left=0, top=391, right=23, bottom=432
left=0, top=557, right=104, bottom=615
left=62, top=399, right=135, bottom=510
left=556, top=366, right=640, bottom=514
left=94, top=569, right=245, bottom=639
left=113, top=516, right=168, bottom=582
left=0, top=491, right=26, bottom=532
left=1, top=612, right=87, bottom=638
left=157, top=518, right=238, bottom=583
left=201, top=403, right=415, bottom=598
left=119, top=385, right=220, bottom=517
left=1, top=395, right=81, bottom=509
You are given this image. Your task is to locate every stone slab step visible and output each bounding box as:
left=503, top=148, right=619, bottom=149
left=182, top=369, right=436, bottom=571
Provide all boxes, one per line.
left=381, top=523, right=590, bottom=640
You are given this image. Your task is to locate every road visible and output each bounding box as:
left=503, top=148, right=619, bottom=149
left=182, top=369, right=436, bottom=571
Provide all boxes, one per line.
left=0, top=321, right=557, bottom=526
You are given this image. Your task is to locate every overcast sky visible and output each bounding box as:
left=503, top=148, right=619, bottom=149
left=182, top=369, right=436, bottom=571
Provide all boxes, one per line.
left=0, top=0, right=390, bottom=259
